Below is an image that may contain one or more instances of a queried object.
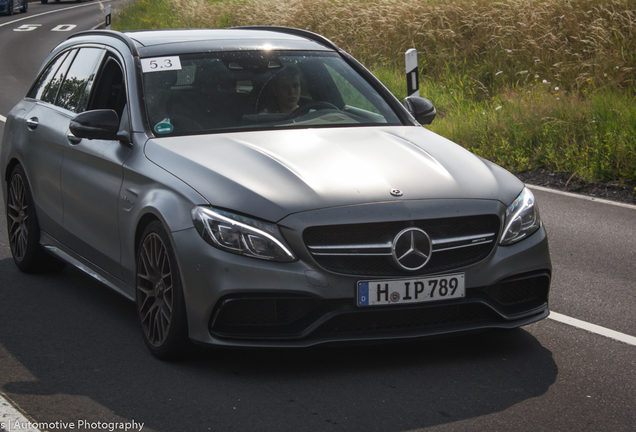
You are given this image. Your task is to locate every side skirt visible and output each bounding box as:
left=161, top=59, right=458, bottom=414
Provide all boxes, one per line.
left=40, top=231, right=135, bottom=301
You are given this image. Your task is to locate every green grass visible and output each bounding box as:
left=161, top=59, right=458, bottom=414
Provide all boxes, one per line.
left=114, top=0, right=182, bottom=30
left=113, top=0, right=636, bottom=183
left=415, top=71, right=636, bottom=182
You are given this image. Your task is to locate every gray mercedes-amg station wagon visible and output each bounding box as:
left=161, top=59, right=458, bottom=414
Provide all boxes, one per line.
left=1, top=27, right=551, bottom=358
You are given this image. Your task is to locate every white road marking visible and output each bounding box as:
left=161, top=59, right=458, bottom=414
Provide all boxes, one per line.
left=549, top=311, right=636, bottom=346
left=0, top=1, right=111, bottom=28
left=0, top=115, right=6, bottom=123
left=528, top=184, right=636, bottom=210
left=0, top=392, right=41, bottom=432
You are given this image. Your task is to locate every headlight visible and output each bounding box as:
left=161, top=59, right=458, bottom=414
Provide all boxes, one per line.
left=192, top=207, right=297, bottom=262
left=500, top=187, right=541, bottom=245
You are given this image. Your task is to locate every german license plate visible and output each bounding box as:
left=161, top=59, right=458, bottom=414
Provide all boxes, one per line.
left=357, top=273, right=465, bottom=307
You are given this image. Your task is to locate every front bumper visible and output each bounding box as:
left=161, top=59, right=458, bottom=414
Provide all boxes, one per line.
left=208, top=270, right=550, bottom=342
left=172, top=199, right=552, bottom=347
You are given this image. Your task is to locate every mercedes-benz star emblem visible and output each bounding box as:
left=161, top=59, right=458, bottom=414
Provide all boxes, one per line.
left=390, top=189, right=403, bottom=197
left=391, top=228, right=432, bottom=271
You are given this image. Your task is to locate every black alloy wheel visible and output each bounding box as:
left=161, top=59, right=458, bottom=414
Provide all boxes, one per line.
left=136, top=221, right=189, bottom=359
left=7, top=165, right=64, bottom=273
left=7, top=167, right=29, bottom=263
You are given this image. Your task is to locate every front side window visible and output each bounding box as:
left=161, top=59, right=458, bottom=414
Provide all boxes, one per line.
left=87, top=55, right=127, bottom=121
left=142, top=50, right=402, bottom=137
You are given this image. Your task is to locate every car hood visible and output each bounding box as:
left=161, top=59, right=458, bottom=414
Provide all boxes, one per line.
left=144, top=127, right=523, bottom=222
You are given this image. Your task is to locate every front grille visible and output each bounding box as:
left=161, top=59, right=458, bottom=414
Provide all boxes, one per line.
left=303, top=215, right=500, bottom=276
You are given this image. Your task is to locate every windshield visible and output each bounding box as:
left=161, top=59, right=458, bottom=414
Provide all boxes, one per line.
left=142, top=51, right=402, bottom=136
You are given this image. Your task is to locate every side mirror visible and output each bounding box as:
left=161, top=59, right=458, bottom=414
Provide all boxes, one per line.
left=403, top=96, right=437, bottom=125
left=70, top=109, right=120, bottom=141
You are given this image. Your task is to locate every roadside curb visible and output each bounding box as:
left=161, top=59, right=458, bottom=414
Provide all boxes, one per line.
left=1, top=391, right=41, bottom=432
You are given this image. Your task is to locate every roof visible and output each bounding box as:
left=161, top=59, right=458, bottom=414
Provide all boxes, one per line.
left=68, top=27, right=339, bottom=58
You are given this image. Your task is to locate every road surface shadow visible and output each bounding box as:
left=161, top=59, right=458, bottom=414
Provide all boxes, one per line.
left=0, top=257, right=557, bottom=432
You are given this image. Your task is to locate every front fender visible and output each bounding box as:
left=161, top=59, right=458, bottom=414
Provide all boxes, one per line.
left=118, top=135, right=208, bottom=288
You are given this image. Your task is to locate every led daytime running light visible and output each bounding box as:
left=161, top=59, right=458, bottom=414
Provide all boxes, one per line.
left=193, top=207, right=296, bottom=262
left=500, top=187, right=541, bottom=245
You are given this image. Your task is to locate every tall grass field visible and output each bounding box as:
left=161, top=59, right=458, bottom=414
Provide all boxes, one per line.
left=113, top=0, right=636, bottom=185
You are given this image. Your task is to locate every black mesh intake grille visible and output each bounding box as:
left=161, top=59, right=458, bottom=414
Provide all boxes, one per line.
left=480, top=272, right=550, bottom=315
left=210, top=295, right=322, bottom=338
left=303, top=215, right=500, bottom=276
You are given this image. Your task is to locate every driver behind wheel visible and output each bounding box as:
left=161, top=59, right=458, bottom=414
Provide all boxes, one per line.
left=265, top=67, right=301, bottom=115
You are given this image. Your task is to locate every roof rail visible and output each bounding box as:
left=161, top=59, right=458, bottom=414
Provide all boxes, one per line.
left=232, top=26, right=341, bottom=51
left=67, top=30, right=139, bottom=57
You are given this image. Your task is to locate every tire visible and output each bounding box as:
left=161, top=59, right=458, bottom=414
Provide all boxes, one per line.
left=21, top=0, right=27, bottom=13
left=41, top=0, right=48, bottom=4
left=136, top=221, right=190, bottom=359
left=7, top=1, right=13, bottom=15
left=6, top=165, right=65, bottom=273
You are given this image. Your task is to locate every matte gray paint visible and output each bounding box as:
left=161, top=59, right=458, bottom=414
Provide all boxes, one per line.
left=144, top=126, right=524, bottom=223
left=20, top=102, right=70, bottom=237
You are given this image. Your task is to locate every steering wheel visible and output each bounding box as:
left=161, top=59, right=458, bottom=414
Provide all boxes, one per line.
left=289, top=101, right=339, bottom=119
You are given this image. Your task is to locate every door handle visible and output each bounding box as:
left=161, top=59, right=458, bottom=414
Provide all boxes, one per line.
left=26, top=117, right=39, bottom=129
left=67, top=133, right=82, bottom=145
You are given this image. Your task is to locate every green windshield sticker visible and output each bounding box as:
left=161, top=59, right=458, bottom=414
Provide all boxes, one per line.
left=154, top=118, right=174, bottom=134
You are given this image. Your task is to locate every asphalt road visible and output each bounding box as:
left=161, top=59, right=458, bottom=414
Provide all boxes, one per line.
left=1, top=4, right=635, bottom=432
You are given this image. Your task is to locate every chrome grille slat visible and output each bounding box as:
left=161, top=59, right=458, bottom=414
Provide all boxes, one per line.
left=433, top=239, right=494, bottom=253
left=310, top=252, right=393, bottom=256
left=307, top=233, right=496, bottom=256
left=303, top=215, right=500, bottom=276
left=432, top=233, right=496, bottom=245
left=307, top=242, right=392, bottom=251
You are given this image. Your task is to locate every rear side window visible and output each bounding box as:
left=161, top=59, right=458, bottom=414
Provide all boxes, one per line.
left=40, top=50, right=76, bottom=105
left=28, top=50, right=73, bottom=101
left=56, top=48, right=105, bottom=113
left=27, top=48, right=106, bottom=113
